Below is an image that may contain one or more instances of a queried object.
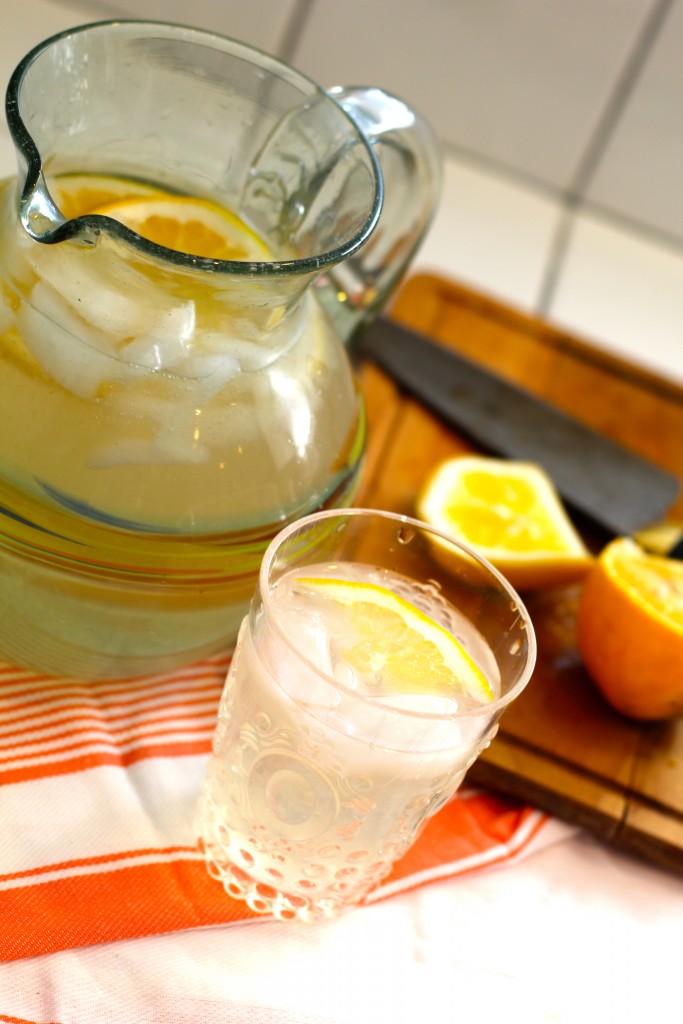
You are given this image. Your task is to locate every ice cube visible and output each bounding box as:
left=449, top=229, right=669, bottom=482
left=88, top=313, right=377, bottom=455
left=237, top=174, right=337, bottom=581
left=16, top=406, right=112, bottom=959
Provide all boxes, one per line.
left=95, top=386, right=212, bottom=466
left=265, top=629, right=340, bottom=711
left=88, top=439, right=173, bottom=467
left=18, top=282, right=121, bottom=398
left=27, top=244, right=147, bottom=342
left=200, top=329, right=280, bottom=372
left=251, top=371, right=313, bottom=469
left=0, top=295, right=15, bottom=335
left=90, top=436, right=209, bottom=467
left=179, top=392, right=261, bottom=450
left=120, top=329, right=191, bottom=371
left=3, top=222, right=36, bottom=288
left=176, top=352, right=240, bottom=402
left=150, top=427, right=210, bottom=464
left=373, top=692, right=462, bottom=715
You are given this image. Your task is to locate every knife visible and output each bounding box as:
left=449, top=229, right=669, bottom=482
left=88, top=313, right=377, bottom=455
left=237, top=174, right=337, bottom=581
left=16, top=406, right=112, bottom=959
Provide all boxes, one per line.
left=358, top=317, right=682, bottom=553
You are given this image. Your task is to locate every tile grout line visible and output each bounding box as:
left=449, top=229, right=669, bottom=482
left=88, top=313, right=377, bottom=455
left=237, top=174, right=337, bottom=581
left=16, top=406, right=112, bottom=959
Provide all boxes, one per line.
left=440, top=137, right=683, bottom=256
left=275, top=0, right=316, bottom=63
left=565, top=0, right=675, bottom=201
left=440, top=140, right=565, bottom=206
left=581, top=196, right=683, bottom=255
left=535, top=205, right=575, bottom=320
left=536, top=0, right=676, bottom=318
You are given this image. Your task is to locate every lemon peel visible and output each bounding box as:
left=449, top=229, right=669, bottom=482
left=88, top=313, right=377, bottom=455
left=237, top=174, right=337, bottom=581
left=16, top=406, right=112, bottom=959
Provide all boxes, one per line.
left=297, top=576, right=494, bottom=704
left=91, top=194, right=269, bottom=262
left=48, top=173, right=164, bottom=219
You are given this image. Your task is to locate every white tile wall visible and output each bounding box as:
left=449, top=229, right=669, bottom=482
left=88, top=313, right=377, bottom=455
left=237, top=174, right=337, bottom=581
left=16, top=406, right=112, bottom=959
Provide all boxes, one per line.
left=549, top=212, right=683, bottom=383
left=289, top=0, right=655, bottom=193
left=1, top=0, right=681, bottom=383
left=412, top=154, right=561, bottom=313
left=585, top=0, right=683, bottom=245
left=71, top=0, right=301, bottom=55
left=0, top=0, right=95, bottom=171
left=0, top=0, right=96, bottom=84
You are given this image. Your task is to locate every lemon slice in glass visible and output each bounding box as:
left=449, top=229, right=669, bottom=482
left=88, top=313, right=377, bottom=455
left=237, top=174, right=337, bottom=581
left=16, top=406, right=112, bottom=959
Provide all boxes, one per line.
left=92, top=194, right=270, bottom=261
left=296, top=577, right=494, bottom=704
left=417, top=455, right=593, bottom=590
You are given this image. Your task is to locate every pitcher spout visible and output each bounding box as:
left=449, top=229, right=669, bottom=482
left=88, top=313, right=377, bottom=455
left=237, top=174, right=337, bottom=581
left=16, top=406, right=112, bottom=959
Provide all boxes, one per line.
left=6, top=22, right=382, bottom=279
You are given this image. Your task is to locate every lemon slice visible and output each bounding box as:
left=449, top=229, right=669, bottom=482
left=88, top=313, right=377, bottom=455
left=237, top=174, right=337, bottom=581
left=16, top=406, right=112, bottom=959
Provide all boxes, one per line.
left=48, top=173, right=164, bottom=219
left=297, top=577, right=494, bottom=704
left=417, top=455, right=592, bottom=590
left=91, top=194, right=270, bottom=262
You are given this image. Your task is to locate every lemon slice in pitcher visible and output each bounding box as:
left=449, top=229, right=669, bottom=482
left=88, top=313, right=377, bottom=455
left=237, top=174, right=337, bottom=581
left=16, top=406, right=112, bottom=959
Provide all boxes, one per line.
left=92, top=194, right=270, bottom=261
left=48, top=173, right=165, bottom=219
left=296, top=577, right=494, bottom=704
left=417, top=455, right=592, bottom=590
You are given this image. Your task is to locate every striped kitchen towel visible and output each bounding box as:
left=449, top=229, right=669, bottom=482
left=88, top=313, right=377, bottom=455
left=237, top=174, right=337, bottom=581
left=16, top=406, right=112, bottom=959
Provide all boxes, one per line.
left=0, top=655, right=559, bottom=962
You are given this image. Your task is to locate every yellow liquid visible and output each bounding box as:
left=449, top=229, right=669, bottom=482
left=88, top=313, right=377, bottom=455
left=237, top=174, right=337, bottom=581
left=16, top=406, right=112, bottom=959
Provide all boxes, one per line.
left=0, top=174, right=364, bottom=677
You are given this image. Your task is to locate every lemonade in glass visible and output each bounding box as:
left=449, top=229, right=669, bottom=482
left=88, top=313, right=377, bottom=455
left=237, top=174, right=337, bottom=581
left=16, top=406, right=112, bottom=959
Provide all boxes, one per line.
left=197, top=509, right=536, bottom=920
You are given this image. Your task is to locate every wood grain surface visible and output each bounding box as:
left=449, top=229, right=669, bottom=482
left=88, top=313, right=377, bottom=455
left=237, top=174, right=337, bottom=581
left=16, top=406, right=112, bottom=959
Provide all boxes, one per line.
left=356, top=273, right=683, bottom=877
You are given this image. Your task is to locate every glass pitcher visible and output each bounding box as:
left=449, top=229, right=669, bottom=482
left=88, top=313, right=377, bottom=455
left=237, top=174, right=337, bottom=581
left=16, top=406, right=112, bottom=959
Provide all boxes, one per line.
left=0, top=20, right=441, bottom=679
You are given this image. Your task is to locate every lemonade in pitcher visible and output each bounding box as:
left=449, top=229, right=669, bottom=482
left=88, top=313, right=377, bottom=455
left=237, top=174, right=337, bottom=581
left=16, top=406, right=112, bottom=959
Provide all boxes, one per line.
left=0, top=21, right=441, bottom=678
left=0, top=172, right=363, bottom=676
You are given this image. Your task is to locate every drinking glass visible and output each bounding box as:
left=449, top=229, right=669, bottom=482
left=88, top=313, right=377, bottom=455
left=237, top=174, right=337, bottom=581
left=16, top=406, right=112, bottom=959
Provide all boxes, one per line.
left=197, top=508, right=536, bottom=921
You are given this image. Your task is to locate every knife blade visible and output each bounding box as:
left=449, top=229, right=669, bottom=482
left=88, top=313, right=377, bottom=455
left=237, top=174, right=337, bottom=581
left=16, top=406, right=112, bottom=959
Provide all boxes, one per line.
left=358, top=317, right=681, bottom=541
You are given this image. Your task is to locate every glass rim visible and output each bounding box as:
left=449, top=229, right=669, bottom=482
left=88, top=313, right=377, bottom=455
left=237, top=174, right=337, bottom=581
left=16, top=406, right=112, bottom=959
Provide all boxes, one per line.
left=5, top=18, right=383, bottom=278
left=259, top=507, right=537, bottom=722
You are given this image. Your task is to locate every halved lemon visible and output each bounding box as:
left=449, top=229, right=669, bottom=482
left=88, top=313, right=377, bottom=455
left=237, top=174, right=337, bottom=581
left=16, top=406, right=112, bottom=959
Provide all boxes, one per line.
left=417, top=455, right=592, bottom=590
left=297, top=576, right=494, bottom=704
left=91, top=194, right=270, bottom=262
left=577, top=537, right=683, bottom=720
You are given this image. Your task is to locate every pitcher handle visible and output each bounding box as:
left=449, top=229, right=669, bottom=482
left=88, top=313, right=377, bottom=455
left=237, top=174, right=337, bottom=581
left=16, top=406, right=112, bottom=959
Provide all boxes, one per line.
left=315, top=86, right=442, bottom=346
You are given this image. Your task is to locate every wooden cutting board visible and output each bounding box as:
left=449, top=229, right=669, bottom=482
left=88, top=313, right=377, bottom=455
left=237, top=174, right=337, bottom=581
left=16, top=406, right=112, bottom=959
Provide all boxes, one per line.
left=356, top=273, right=683, bottom=877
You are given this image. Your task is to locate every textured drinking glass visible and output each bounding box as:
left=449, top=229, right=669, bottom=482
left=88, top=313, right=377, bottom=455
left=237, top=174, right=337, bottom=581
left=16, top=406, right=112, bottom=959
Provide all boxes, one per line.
left=197, top=508, right=536, bottom=921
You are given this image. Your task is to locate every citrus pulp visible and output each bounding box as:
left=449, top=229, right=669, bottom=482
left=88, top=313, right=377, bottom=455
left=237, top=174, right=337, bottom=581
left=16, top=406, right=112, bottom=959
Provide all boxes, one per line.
left=577, top=537, right=683, bottom=720
left=417, top=455, right=592, bottom=590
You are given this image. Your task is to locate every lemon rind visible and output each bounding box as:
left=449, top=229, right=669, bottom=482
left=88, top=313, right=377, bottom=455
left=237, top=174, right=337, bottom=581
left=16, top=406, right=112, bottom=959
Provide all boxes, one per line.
left=91, top=195, right=270, bottom=262
left=297, top=576, right=494, bottom=703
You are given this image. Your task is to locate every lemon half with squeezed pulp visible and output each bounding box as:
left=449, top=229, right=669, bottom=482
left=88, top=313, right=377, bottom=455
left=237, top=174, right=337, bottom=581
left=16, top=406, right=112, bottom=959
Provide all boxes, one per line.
left=417, top=455, right=592, bottom=590
left=297, top=577, right=494, bottom=705
left=577, top=537, right=683, bottom=720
